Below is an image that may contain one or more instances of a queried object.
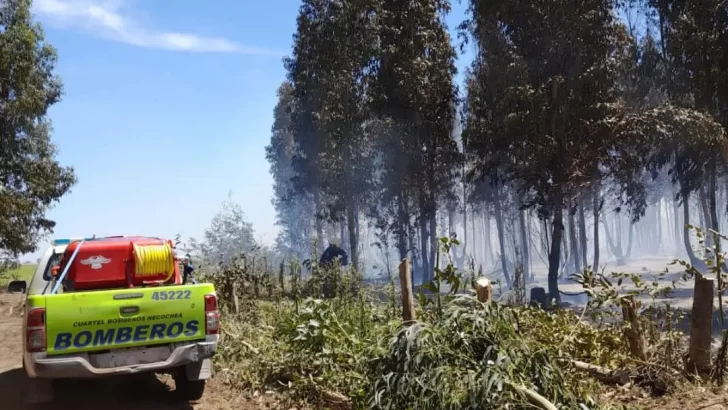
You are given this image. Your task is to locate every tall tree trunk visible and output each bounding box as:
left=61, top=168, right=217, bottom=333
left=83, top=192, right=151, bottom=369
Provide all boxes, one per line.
left=592, top=185, right=601, bottom=271
left=397, top=189, right=409, bottom=260
left=616, top=213, right=622, bottom=259
left=674, top=195, right=682, bottom=256
left=548, top=205, right=564, bottom=303
left=429, top=212, right=437, bottom=279
left=707, top=162, right=724, bottom=270
left=346, top=200, right=359, bottom=270
left=682, top=190, right=705, bottom=270
left=578, top=200, right=588, bottom=270
left=314, top=189, right=325, bottom=256
left=518, top=207, right=532, bottom=281
left=471, top=213, right=480, bottom=265
left=493, top=185, right=512, bottom=287
left=708, top=162, right=720, bottom=237
left=699, top=186, right=714, bottom=247
left=354, top=200, right=360, bottom=250
left=462, top=194, right=468, bottom=263
left=471, top=208, right=476, bottom=262
left=447, top=209, right=457, bottom=263
left=697, top=192, right=707, bottom=231
left=569, top=207, right=580, bottom=275
left=484, top=211, right=494, bottom=264
left=419, top=211, right=430, bottom=284
left=448, top=209, right=455, bottom=237
left=664, top=198, right=673, bottom=248
left=409, top=215, right=420, bottom=281
left=449, top=209, right=466, bottom=269
left=625, top=221, right=634, bottom=259
left=561, top=222, right=569, bottom=278
left=657, top=200, right=663, bottom=253
left=542, top=218, right=551, bottom=263
left=602, top=218, right=625, bottom=265
left=339, top=219, right=347, bottom=251
left=527, top=212, right=535, bottom=280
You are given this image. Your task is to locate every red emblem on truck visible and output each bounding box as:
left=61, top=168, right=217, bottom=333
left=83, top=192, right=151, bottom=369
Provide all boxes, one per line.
left=79, top=255, right=111, bottom=270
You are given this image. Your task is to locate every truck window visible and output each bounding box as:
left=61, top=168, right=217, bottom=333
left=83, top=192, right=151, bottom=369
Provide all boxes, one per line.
left=41, top=253, right=61, bottom=282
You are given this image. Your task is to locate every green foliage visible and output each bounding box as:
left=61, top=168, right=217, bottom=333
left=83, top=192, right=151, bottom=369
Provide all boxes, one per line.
left=265, top=82, right=316, bottom=261
left=212, top=249, right=644, bottom=409
left=196, top=194, right=259, bottom=267
left=568, top=225, right=728, bottom=392
left=417, top=236, right=468, bottom=318
left=208, top=223, right=728, bottom=408
left=0, top=0, right=76, bottom=258
left=0, top=262, right=34, bottom=286
left=370, top=297, right=615, bottom=409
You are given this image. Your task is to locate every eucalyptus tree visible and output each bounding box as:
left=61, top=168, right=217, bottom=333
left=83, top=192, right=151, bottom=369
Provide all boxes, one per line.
left=266, top=81, right=316, bottom=261
left=0, top=0, right=76, bottom=261
left=369, top=0, right=460, bottom=281
left=463, top=0, right=628, bottom=299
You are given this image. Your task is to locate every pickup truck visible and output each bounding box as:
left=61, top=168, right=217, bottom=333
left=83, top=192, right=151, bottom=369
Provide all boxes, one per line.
left=6, top=236, right=220, bottom=403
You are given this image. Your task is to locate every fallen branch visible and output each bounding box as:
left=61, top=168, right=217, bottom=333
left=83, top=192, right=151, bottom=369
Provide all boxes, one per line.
left=570, top=360, right=631, bottom=385
left=317, top=387, right=352, bottom=410
left=508, top=383, right=558, bottom=410
left=289, top=378, right=352, bottom=410
left=239, top=340, right=260, bottom=355
left=220, top=327, right=260, bottom=354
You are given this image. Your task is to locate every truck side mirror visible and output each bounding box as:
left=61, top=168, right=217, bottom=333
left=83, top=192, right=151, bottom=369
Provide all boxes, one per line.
left=7, top=280, right=27, bottom=294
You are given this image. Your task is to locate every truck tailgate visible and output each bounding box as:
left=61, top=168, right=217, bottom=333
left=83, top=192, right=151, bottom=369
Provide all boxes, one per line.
left=45, top=283, right=214, bottom=356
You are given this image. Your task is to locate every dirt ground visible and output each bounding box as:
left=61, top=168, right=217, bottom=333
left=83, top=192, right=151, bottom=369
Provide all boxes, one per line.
left=0, top=294, right=278, bottom=410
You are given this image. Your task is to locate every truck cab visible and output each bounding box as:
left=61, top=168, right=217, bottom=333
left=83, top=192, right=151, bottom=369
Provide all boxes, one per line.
left=8, top=237, right=220, bottom=403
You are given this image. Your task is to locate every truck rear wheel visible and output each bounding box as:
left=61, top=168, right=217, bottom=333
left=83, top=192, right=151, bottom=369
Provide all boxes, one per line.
left=174, top=374, right=206, bottom=401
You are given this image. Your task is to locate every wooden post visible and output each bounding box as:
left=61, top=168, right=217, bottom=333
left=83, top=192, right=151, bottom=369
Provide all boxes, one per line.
left=475, top=277, right=493, bottom=302
left=398, top=258, right=416, bottom=321
left=621, top=295, right=646, bottom=361
left=688, top=276, right=714, bottom=375
left=232, top=282, right=241, bottom=315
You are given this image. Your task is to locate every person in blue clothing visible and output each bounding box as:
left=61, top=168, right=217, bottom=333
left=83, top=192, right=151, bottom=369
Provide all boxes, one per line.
left=180, top=253, right=197, bottom=284
left=319, top=242, right=348, bottom=268
left=318, top=241, right=349, bottom=298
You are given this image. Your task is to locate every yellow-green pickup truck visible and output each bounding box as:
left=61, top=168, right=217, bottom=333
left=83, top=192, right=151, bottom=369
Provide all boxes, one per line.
left=6, top=236, right=220, bottom=404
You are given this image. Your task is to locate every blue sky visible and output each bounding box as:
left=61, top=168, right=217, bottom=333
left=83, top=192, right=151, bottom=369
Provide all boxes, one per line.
left=26, top=0, right=473, bottom=260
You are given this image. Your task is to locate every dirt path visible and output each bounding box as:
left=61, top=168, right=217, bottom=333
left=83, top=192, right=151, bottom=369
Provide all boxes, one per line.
left=0, top=295, right=273, bottom=410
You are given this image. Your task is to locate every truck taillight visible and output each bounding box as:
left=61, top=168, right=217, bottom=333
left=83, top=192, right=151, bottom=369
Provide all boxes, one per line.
left=27, top=308, right=46, bottom=352
left=204, top=294, right=219, bottom=335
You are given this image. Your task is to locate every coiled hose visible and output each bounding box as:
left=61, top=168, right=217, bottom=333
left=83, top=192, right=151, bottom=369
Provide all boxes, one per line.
left=133, top=242, right=175, bottom=281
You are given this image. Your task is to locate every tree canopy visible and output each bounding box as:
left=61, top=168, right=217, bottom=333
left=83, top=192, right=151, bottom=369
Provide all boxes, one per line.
left=266, top=0, right=728, bottom=298
left=0, top=0, right=76, bottom=260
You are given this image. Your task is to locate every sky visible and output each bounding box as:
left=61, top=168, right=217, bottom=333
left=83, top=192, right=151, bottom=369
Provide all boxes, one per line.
left=25, top=0, right=474, bottom=261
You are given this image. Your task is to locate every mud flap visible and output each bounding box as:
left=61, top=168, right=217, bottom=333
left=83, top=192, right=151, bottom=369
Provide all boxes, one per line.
left=185, top=359, right=212, bottom=381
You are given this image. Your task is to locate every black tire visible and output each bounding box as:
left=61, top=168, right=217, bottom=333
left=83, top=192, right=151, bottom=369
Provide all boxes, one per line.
left=174, top=374, right=206, bottom=401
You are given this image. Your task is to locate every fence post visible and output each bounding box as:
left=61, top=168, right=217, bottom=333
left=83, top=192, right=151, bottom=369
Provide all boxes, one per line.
left=399, top=258, right=416, bottom=321
left=621, top=295, right=646, bottom=361
left=688, top=276, right=714, bottom=375
left=232, top=282, right=241, bottom=315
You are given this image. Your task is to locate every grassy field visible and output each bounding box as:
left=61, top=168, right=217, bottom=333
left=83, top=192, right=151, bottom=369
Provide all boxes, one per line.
left=0, top=264, right=36, bottom=288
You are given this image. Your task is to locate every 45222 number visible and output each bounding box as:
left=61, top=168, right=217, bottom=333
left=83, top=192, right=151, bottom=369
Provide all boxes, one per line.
left=151, top=290, right=191, bottom=301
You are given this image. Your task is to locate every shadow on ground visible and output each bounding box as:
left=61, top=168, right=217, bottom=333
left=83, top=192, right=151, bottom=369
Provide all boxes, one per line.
left=0, top=368, right=195, bottom=410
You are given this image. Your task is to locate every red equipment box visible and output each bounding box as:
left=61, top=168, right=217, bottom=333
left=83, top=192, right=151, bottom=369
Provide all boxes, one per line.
left=58, top=236, right=180, bottom=291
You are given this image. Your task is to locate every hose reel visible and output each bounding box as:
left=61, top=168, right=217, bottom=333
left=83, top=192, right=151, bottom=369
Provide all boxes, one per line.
left=133, top=242, right=175, bottom=282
